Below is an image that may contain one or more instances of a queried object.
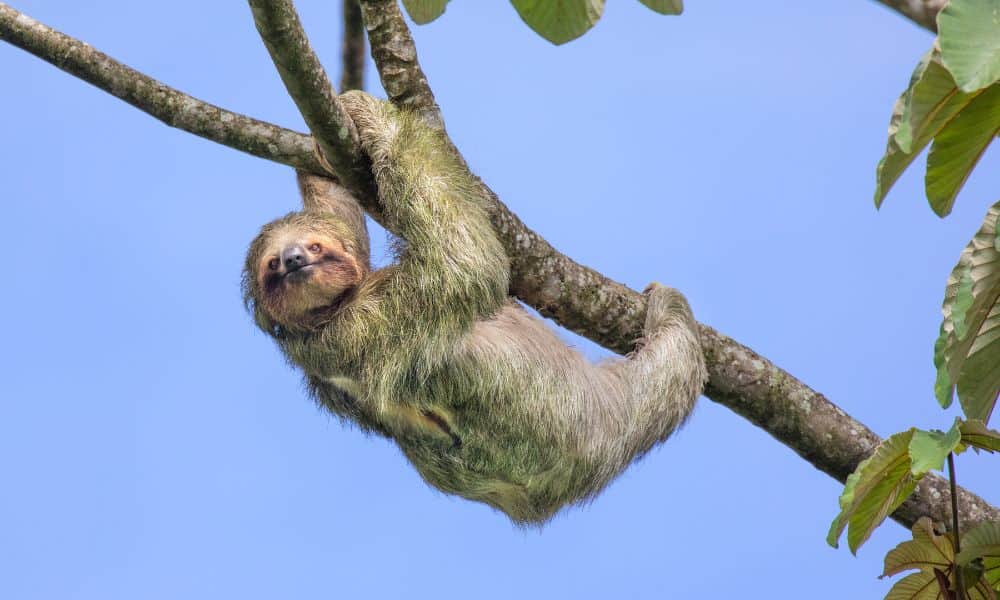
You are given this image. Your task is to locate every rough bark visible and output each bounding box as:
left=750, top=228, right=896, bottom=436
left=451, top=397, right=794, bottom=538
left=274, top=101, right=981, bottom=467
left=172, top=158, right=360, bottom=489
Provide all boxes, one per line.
left=1, top=1, right=994, bottom=532
left=357, top=0, right=442, bottom=130
left=248, top=0, right=372, bottom=196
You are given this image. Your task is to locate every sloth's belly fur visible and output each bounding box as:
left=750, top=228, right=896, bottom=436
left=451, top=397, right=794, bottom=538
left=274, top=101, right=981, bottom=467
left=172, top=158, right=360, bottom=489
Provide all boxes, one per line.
left=319, top=303, right=637, bottom=524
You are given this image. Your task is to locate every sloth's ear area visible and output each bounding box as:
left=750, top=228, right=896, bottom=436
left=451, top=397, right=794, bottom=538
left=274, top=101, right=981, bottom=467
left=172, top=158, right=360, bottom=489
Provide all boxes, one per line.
left=296, top=170, right=371, bottom=269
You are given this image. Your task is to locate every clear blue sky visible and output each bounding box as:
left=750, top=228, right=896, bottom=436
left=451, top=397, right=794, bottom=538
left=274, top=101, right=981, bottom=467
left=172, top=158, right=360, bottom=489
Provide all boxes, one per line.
left=1, top=1, right=997, bottom=598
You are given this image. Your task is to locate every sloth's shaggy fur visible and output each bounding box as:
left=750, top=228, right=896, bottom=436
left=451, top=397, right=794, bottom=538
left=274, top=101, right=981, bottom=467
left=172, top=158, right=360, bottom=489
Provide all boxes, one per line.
left=244, top=91, right=707, bottom=524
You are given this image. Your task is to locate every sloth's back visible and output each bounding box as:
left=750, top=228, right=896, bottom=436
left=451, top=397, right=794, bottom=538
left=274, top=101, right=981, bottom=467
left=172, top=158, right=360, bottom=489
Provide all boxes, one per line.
left=397, top=302, right=634, bottom=523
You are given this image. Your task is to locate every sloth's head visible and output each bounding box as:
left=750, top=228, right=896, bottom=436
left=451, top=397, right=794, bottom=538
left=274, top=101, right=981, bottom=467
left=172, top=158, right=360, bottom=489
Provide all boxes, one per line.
left=244, top=212, right=369, bottom=333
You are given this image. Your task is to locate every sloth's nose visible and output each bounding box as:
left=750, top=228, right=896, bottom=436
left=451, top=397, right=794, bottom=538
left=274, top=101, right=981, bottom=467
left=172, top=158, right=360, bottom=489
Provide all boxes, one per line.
left=281, top=246, right=309, bottom=271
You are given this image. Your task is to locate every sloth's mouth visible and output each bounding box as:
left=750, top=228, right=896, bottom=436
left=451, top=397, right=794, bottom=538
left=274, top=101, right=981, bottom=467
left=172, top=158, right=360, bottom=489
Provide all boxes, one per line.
left=283, top=263, right=317, bottom=278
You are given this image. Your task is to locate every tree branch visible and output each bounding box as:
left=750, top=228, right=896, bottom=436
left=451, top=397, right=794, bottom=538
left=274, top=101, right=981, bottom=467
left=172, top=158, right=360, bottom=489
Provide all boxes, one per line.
left=357, top=0, right=442, bottom=129
left=340, top=0, right=366, bottom=92
left=873, top=0, right=946, bottom=32
left=1, top=2, right=994, bottom=531
left=0, top=4, right=325, bottom=174
left=247, top=0, right=372, bottom=196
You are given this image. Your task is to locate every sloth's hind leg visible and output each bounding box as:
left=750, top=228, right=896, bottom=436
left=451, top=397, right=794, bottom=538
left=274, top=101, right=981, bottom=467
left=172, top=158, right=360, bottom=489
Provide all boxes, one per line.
left=606, top=283, right=707, bottom=458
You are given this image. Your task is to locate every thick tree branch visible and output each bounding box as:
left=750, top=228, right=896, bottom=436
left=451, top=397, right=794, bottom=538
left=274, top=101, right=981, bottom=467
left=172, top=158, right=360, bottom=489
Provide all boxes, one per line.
left=247, top=0, right=372, bottom=196
left=874, top=0, right=945, bottom=32
left=340, top=0, right=366, bottom=92
left=1, top=2, right=995, bottom=531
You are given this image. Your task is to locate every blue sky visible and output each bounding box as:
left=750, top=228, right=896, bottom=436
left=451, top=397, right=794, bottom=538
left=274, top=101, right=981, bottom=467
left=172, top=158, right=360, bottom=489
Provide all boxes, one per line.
left=1, top=1, right=997, bottom=598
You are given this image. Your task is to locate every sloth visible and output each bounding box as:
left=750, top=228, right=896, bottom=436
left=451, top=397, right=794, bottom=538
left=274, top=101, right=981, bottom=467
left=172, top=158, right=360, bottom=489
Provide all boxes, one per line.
left=244, top=91, right=707, bottom=524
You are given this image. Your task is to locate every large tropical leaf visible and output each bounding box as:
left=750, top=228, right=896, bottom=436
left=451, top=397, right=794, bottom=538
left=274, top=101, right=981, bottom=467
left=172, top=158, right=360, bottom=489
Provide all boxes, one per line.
left=909, top=421, right=962, bottom=477
left=638, top=0, right=682, bottom=15
left=895, top=51, right=972, bottom=155
left=400, top=0, right=449, bottom=24
left=510, top=0, right=604, bottom=45
left=883, top=518, right=997, bottom=599
left=934, top=200, right=1000, bottom=423
left=960, top=420, right=1000, bottom=453
left=938, top=0, right=1000, bottom=93
left=874, top=48, right=983, bottom=211
left=885, top=571, right=944, bottom=600
left=925, top=85, right=1000, bottom=216
left=958, top=521, right=1000, bottom=591
left=883, top=518, right=955, bottom=579
left=828, top=430, right=918, bottom=553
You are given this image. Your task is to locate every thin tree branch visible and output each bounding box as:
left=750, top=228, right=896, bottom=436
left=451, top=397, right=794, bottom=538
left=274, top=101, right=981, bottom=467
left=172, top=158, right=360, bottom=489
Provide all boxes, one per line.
left=357, top=0, right=442, bottom=129
left=340, top=0, right=366, bottom=92
left=873, top=0, right=945, bottom=32
left=247, top=0, right=372, bottom=196
left=0, top=4, right=325, bottom=174
left=1, top=2, right=995, bottom=531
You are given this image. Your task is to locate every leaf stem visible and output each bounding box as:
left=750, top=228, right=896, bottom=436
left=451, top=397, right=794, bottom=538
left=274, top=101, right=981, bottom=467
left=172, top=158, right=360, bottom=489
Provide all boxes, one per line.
left=948, top=452, right=964, bottom=600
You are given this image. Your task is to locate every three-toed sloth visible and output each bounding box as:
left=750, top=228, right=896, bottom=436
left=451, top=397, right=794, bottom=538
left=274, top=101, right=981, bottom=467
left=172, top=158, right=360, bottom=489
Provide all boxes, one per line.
left=244, top=91, right=707, bottom=524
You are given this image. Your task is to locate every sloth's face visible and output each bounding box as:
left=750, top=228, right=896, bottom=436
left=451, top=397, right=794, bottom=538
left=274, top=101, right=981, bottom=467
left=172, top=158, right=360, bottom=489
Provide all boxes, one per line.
left=252, top=225, right=364, bottom=328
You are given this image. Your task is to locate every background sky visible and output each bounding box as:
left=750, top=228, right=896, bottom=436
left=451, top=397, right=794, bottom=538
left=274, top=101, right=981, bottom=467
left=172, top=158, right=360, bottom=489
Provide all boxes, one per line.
left=1, top=1, right=998, bottom=598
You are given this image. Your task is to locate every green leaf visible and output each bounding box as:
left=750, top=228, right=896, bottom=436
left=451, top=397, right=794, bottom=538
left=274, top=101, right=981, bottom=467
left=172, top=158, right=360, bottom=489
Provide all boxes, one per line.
left=510, top=0, right=605, bottom=45
left=400, top=0, right=449, bottom=24
left=970, top=578, right=998, bottom=599
left=882, top=518, right=998, bottom=599
left=956, top=299, right=1000, bottom=424
left=954, top=266, right=977, bottom=340
left=638, top=0, right=682, bottom=15
left=925, top=84, right=1000, bottom=216
left=885, top=568, right=998, bottom=599
left=899, top=570, right=951, bottom=600
left=884, top=571, right=941, bottom=600
left=827, top=430, right=919, bottom=553
left=960, top=420, right=1000, bottom=453
left=874, top=98, right=917, bottom=209
left=934, top=200, right=1000, bottom=422
left=938, top=0, right=1000, bottom=92
left=958, top=521, right=1000, bottom=590
left=961, top=563, right=993, bottom=598
left=909, top=421, right=962, bottom=477
left=896, top=51, right=969, bottom=154
left=874, top=49, right=981, bottom=208
left=882, top=518, right=958, bottom=599
left=883, top=517, right=955, bottom=578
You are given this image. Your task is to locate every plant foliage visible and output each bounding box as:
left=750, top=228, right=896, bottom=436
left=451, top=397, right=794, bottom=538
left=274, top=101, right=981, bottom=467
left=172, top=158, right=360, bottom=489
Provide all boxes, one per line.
left=400, top=0, right=682, bottom=45
left=934, top=201, right=1000, bottom=423
left=874, top=0, right=1000, bottom=216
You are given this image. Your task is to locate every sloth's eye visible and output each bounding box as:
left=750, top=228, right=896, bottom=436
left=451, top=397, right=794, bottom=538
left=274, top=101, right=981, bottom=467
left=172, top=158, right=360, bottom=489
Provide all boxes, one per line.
left=308, top=243, right=322, bottom=253
left=267, top=258, right=280, bottom=271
